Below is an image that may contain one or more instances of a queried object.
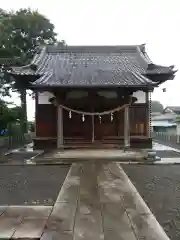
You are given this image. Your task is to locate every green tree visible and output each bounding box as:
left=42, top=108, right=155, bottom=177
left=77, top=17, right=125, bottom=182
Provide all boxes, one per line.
left=0, top=8, right=65, bottom=133
left=151, top=101, right=164, bottom=113
left=0, top=100, right=20, bottom=133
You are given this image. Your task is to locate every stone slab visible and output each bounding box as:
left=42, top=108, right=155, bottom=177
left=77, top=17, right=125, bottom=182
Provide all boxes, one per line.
left=79, top=164, right=99, bottom=206
left=2, top=206, right=52, bottom=219
left=102, top=203, right=132, bottom=231
left=73, top=163, right=104, bottom=240
left=47, top=202, right=77, bottom=231
left=41, top=230, right=73, bottom=240
left=0, top=206, right=8, bottom=216
left=97, top=164, right=124, bottom=203
left=115, top=164, right=152, bottom=216
left=74, top=213, right=104, bottom=240
left=104, top=229, right=137, bottom=240
left=56, top=163, right=80, bottom=204
left=0, top=217, right=21, bottom=239
left=129, top=213, right=169, bottom=240
left=12, top=219, right=46, bottom=238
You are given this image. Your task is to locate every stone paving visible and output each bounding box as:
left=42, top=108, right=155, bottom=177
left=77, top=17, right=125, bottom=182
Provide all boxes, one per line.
left=0, top=162, right=170, bottom=239
left=41, top=162, right=170, bottom=240
left=0, top=206, right=52, bottom=239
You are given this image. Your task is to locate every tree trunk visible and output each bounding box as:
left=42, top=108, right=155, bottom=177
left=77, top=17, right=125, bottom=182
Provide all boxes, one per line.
left=20, top=89, right=28, bottom=134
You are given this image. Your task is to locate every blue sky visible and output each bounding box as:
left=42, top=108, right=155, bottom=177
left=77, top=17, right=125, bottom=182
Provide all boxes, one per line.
left=1, top=0, right=179, bottom=120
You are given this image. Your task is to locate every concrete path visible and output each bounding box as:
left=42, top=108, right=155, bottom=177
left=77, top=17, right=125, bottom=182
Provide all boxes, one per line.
left=0, top=162, right=170, bottom=239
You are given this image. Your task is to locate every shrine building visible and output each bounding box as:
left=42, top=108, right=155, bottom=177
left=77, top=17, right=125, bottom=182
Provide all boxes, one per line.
left=10, top=45, right=176, bottom=149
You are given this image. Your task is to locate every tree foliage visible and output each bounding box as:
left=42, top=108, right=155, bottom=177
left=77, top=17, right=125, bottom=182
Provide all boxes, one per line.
left=0, top=8, right=58, bottom=63
left=151, top=100, right=164, bottom=113
left=0, top=8, right=65, bottom=133
left=0, top=99, right=21, bottom=133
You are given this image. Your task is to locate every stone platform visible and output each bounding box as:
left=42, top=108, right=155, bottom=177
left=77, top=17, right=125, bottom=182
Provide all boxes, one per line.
left=32, top=149, right=149, bottom=165
left=0, top=162, right=169, bottom=239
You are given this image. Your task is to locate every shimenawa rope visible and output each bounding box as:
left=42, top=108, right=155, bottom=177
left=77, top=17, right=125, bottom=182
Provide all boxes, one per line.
left=56, top=97, right=132, bottom=116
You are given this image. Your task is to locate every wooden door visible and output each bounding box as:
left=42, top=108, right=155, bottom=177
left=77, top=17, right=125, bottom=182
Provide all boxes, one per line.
left=94, top=114, right=118, bottom=140
left=63, top=111, right=92, bottom=140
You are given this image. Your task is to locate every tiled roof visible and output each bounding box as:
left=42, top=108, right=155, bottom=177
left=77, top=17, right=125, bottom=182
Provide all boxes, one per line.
left=146, top=63, right=175, bottom=74
left=152, top=113, right=177, bottom=121
left=164, top=106, right=180, bottom=113
left=34, top=70, right=155, bottom=87
left=10, top=44, right=176, bottom=87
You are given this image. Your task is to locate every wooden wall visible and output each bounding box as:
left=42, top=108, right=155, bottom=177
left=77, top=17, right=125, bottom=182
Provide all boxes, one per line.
left=35, top=91, right=149, bottom=139
left=63, top=104, right=148, bottom=139
left=129, top=104, right=147, bottom=136
left=63, top=111, right=92, bottom=139
left=36, top=104, right=57, bottom=137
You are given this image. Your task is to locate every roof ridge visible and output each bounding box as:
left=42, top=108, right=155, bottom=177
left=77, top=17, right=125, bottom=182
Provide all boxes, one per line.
left=137, top=44, right=152, bottom=64
left=46, top=44, right=143, bottom=53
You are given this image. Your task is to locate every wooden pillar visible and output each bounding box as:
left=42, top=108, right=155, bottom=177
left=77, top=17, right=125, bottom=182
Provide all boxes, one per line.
left=35, top=92, right=38, bottom=137
left=57, top=105, right=64, bottom=148
left=92, top=115, right=95, bottom=142
left=146, top=91, right=151, bottom=138
left=124, top=107, right=130, bottom=148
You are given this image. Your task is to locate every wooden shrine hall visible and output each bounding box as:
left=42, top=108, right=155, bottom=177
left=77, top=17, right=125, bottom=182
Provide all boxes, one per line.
left=10, top=44, right=176, bottom=149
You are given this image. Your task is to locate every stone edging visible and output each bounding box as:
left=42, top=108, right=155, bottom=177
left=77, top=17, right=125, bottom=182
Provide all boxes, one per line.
left=116, top=163, right=170, bottom=240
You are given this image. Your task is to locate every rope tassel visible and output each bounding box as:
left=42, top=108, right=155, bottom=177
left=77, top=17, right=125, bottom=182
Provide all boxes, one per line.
left=111, top=113, right=113, bottom=122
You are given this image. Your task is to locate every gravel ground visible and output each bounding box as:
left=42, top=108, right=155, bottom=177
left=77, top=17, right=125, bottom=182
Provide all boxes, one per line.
left=0, top=152, right=39, bottom=163
left=123, top=165, right=180, bottom=240
left=0, top=165, right=70, bottom=205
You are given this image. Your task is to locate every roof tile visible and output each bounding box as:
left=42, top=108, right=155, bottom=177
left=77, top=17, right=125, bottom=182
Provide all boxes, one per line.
left=11, top=45, right=176, bottom=87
